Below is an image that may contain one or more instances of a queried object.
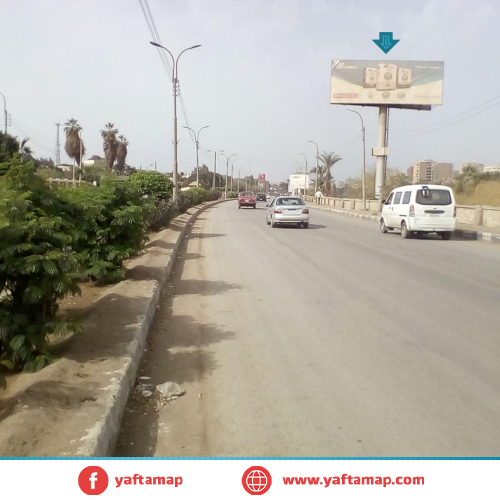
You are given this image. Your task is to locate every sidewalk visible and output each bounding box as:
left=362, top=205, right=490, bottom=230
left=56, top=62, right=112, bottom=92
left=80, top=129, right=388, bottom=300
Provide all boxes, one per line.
left=308, top=203, right=500, bottom=245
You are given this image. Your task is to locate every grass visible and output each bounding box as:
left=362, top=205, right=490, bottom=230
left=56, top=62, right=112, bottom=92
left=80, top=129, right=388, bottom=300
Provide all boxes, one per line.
left=455, top=181, right=500, bottom=207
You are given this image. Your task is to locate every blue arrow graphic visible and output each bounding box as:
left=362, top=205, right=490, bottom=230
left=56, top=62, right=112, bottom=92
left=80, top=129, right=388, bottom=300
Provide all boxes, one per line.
left=372, top=32, right=400, bottom=54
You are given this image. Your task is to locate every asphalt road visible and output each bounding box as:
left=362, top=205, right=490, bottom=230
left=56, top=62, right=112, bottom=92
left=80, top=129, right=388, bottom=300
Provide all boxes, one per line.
left=116, top=200, right=500, bottom=457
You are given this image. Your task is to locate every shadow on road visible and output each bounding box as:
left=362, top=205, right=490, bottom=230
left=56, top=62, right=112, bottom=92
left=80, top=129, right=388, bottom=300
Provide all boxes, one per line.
left=115, top=218, right=237, bottom=457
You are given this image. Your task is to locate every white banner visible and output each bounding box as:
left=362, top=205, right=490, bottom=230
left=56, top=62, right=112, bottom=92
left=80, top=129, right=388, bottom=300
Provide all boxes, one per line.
left=0, top=459, right=498, bottom=498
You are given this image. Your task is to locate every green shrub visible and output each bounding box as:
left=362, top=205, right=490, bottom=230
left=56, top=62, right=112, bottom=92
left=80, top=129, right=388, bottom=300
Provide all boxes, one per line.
left=226, top=191, right=238, bottom=199
left=60, top=177, right=152, bottom=283
left=129, top=171, right=173, bottom=199
left=0, top=156, right=82, bottom=387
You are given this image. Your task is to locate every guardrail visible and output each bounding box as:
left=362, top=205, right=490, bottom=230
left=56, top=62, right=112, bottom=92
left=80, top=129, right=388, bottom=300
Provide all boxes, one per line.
left=303, top=195, right=500, bottom=229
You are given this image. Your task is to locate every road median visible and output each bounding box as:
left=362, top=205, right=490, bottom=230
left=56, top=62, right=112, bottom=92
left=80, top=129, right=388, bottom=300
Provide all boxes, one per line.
left=0, top=199, right=230, bottom=457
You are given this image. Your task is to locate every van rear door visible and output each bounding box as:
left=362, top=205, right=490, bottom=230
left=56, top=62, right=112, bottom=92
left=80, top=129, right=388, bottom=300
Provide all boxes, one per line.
left=413, top=188, right=454, bottom=228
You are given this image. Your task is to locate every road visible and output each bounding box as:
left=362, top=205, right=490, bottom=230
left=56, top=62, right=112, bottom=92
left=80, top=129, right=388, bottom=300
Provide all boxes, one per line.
left=116, top=200, right=500, bottom=457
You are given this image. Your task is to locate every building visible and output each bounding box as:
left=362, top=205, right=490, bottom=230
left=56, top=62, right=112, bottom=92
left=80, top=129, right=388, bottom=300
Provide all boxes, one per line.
left=460, top=161, right=484, bottom=172
left=410, top=160, right=453, bottom=184
left=407, top=165, right=413, bottom=179
left=483, top=165, right=500, bottom=173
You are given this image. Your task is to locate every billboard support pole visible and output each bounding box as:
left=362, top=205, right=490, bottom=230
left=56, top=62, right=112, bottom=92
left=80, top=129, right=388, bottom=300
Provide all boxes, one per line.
left=375, top=106, right=388, bottom=199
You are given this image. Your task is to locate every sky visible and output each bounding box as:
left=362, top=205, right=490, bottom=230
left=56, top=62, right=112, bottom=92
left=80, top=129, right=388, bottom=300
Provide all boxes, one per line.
left=2, top=0, right=500, bottom=183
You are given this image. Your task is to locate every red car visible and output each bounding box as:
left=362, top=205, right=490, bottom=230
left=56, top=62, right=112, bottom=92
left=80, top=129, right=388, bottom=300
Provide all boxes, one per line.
left=238, top=191, right=256, bottom=209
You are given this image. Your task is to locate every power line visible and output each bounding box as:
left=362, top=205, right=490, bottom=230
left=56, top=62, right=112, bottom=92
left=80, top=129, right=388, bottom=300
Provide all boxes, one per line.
left=391, top=93, right=500, bottom=136
left=10, top=118, right=54, bottom=146
left=393, top=99, right=500, bottom=139
left=10, top=123, right=54, bottom=154
left=138, top=0, right=172, bottom=77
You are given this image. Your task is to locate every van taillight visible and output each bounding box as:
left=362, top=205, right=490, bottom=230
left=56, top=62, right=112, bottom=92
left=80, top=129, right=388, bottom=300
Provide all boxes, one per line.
left=409, top=204, right=415, bottom=217
left=453, top=206, right=457, bottom=218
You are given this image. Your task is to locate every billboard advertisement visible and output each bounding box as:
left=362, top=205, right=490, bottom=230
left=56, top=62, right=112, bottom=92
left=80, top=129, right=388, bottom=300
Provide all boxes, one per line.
left=258, top=173, right=266, bottom=180
left=330, top=60, right=444, bottom=109
left=289, top=173, right=310, bottom=194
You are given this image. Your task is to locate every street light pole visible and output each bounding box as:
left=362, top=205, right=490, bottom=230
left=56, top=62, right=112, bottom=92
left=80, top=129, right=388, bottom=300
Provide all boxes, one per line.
left=150, top=42, right=201, bottom=203
left=230, top=159, right=237, bottom=192
left=300, top=153, right=308, bottom=195
left=207, top=149, right=225, bottom=191
left=347, top=109, right=366, bottom=210
left=308, top=140, right=319, bottom=193
left=221, top=153, right=235, bottom=198
left=182, top=125, right=209, bottom=187
left=0, top=92, right=7, bottom=134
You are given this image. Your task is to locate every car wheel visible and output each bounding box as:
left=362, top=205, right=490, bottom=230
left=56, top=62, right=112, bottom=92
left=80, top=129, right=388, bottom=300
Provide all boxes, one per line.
left=401, top=221, right=411, bottom=239
left=442, top=231, right=452, bottom=240
left=303, top=222, right=309, bottom=229
left=380, top=218, right=388, bottom=233
left=253, top=205, right=256, bottom=209
left=266, top=215, right=271, bottom=225
left=271, top=217, right=277, bottom=228
left=238, top=205, right=241, bottom=209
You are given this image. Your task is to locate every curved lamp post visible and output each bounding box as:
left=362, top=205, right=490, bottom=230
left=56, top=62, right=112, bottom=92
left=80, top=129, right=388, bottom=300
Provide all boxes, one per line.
left=150, top=42, right=201, bottom=202
left=183, top=125, right=209, bottom=187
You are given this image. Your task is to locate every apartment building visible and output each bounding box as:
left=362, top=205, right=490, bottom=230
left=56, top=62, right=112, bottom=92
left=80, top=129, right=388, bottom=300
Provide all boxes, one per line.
left=410, top=160, right=453, bottom=184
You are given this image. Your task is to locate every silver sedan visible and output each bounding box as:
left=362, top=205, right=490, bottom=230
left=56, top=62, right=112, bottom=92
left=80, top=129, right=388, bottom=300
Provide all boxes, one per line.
left=266, top=196, right=310, bottom=228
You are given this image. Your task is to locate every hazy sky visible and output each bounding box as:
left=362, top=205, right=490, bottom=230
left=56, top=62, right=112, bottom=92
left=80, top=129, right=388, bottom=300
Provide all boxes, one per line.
left=2, top=0, right=500, bottom=182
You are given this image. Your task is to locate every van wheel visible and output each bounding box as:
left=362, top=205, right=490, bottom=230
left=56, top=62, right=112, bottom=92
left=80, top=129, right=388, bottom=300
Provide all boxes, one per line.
left=401, top=221, right=411, bottom=239
left=380, top=218, right=388, bottom=233
left=441, top=231, right=452, bottom=240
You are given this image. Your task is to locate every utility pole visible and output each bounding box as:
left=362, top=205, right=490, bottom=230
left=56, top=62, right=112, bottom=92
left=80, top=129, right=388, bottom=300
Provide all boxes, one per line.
left=150, top=42, right=201, bottom=203
left=55, top=123, right=61, bottom=167
left=230, top=159, right=237, bottom=192
left=300, top=153, right=308, bottom=195
left=0, top=92, right=6, bottom=134
left=212, top=151, right=216, bottom=190
left=308, top=140, right=319, bottom=193
left=221, top=153, right=236, bottom=198
left=347, top=109, right=366, bottom=210
left=155, top=160, right=157, bottom=171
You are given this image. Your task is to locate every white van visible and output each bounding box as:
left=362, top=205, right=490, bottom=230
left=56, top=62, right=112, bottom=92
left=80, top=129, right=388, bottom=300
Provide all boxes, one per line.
left=380, top=185, right=456, bottom=239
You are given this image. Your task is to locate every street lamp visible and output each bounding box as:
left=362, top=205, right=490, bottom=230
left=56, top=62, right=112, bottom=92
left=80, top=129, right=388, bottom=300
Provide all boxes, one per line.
left=150, top=41, right=201, bottom=203
left=230, top=158, right=238, bottom=192
left=299, top=153, right=308, bottom=194
left=0, top=92, right=7, bottom=134
left=308, top=140, right=319, bottom=193
left=347, top=109, right=366, bottom=210
left=221, top=153, right=236, bottom=198
left=182, top=125, right=209, bottom=187
left=206, top=149, right=225, bottom=190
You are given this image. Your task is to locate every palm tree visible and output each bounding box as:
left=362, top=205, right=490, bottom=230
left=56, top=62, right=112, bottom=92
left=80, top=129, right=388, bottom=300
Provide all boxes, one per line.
left=101, top=123, right=119, bottom=171
left=116, top=135, right=129, bottom=173
left=64, top=118, right=85, bottom=166
left=319, top=152, right=341, bottom=196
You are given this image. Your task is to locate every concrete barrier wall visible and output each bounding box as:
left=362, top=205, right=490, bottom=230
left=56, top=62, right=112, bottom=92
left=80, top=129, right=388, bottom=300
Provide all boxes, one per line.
left=303, top=196, right=500, bottom=229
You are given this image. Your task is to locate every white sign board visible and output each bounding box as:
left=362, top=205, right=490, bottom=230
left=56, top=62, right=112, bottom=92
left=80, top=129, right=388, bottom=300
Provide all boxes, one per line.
left=331, top=60, right=444, bottom=110
left=289, top=174, right=310, bottom=193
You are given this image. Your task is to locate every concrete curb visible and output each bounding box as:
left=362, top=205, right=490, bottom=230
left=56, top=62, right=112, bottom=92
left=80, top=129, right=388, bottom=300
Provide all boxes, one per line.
left=0, top=198, right=231, bottom=457
left=309, top=204, right=500, bottom=244
left=84, top=198, right=231, bottom=456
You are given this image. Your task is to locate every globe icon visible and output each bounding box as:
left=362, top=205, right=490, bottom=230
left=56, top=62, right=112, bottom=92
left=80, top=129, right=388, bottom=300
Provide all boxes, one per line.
left=246, top=470, right=268, bottom=492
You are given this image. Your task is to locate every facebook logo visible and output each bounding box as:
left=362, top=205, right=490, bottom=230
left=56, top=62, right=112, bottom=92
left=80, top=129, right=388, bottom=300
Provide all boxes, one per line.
left=78, top=466, right=109, bottom=495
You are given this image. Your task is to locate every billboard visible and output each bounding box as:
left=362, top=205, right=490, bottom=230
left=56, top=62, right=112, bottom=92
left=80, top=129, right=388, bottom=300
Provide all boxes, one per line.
left=330, top=60, right=444, bottom=110
left=289, top=173, right=310, bottom=194
left=258, top=173, right=266, bottom=180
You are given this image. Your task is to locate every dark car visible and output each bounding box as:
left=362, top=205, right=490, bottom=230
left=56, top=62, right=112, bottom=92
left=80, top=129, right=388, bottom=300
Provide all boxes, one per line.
left=256, top=193, right=266, bottom=201
left=238, top=191, right=256, bottom=209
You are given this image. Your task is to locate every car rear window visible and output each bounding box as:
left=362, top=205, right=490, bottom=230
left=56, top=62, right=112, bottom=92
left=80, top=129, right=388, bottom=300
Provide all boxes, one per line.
left=240, top=192, right=254, bottom=196
left=277, top=198, right=304, bottom=205
left=416, top=189, right=452, bottom=205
